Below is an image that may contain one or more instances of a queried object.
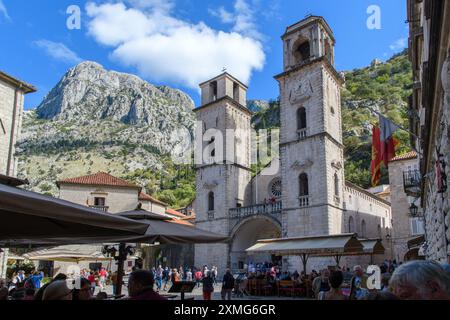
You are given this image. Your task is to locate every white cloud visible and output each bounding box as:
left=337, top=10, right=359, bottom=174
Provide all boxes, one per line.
left=209, top=0, right=263, bottom=41
left=389, top=38, right=407, bottom=52
left=0, top=0, right=11, bottom=21
left=209, top=7, right=234, bottom=24
left=127, top=0, right=174, bottom=13
left=86, top=1, right=265, bottom=89
left=34, top=40, right=82, bottom=64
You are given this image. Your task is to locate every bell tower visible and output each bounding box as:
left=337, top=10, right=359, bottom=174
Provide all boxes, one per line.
left=194, top=72, right=252, bottom=272
left=275, top=16, right=345, bottom=240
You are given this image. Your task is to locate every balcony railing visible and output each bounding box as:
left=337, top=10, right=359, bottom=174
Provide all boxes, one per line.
left=89, top=205, right=109, bottom=212
left=403, top=170, right=422, bottom=197
left=229, top=201, right=282, bottom=219
left=297, top=128, right=307, bottom=140
left=299, top=196, right=309, bottom=207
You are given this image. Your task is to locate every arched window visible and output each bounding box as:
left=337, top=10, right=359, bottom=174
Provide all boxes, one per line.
left=348, top=216, right=355, bottom=233
left=294, top=41, right=310, bottom=63
left=299, top=173, right=309, bottom=196
left=208, top=192, right=214, bottom=211
left=361, top=220, right=366, bottom=238
left=210, top=81, right=218, bottom=101
left=297, top=107, right=307, bottom=130
left=334, top=173, right=339, bottom=197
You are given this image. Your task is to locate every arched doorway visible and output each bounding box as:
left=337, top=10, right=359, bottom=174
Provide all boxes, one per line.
left=230, top=216, right=281, bottom=272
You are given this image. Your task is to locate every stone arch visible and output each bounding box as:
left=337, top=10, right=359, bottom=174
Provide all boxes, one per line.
left=299, top=173, right=309, bottom=196
left=297, top=107, right=307, bottom=130
left=293, top=38, right=311, bottom=64
left=348, top=216, right=355, bottom=233
left=361, top=219, right=367, bottom=238
left=208, top=191, right=214, bottom=211
left=230, top=215, right=282, bottom=271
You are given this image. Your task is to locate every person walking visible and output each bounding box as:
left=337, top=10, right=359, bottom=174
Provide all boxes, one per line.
left=87, top=271, right=96, bottom=294
left=202, top=271, right=214, bottom=300
left=162, top=267, right=170, bottom=291
left=195, top=269, right=203, bottom=288
left=155, top=265, right=163, bottom=291
left=212, top=266, right=218, bottom=285
left=349, top=265, right=369, bottom=300
left=185, top=268, right=193, bottom=282
left=111, top=271, right=118, bottom=295
left=29, top=270, right=44, bottom=290
left=221, top=269, right=235, bottom=300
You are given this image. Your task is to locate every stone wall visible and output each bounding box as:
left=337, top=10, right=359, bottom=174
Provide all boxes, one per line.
left=388, top=157, right=422, bottom=262
left=58, top=184, right=140, bottom=213
left=0, top=79, right=24, bottom=176
left=423, top=52, right=450, bottom=263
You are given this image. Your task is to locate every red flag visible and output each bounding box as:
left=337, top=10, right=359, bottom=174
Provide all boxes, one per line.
left=380, top=116, right=399, bottom=166
left=371, top=126, right=382, bottom=187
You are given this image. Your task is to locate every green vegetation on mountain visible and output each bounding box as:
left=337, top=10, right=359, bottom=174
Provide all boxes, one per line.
left=249, top=50, right=412, bottom=188
left=341, top=50, right=412, bottom=187
left=18, top=51, right=412, bottom=208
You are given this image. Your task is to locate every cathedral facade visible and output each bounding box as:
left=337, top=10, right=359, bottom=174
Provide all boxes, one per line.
left=194, top=16, right=392, bottom=273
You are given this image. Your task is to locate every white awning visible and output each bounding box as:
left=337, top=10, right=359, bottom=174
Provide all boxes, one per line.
left=246, top=233, right=363, bottom=256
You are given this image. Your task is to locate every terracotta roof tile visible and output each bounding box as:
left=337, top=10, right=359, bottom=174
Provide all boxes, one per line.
left=390, top=151, right=418, bottom=162
left=57, top=172, right=139, bottom=189
left=169, top=219, right=194, bottom=227
left=166, top=207, right=188, bottom=218
left=138, top=192, right=168, bottom=206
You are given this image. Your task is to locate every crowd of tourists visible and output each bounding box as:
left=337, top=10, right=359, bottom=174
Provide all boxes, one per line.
left=238, top=259, right=450, bottom=300
left=1, top=260, right=449, bottom=300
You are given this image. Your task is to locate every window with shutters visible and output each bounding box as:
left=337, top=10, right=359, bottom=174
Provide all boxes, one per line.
left=410, top=218, right=425, bottom=235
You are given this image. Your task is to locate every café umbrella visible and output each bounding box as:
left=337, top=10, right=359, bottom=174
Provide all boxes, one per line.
left=0, top=183, right=149, bottom=245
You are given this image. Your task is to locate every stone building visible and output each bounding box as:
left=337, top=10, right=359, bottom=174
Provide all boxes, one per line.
left=407, top=0, right=450, bottom=263
left=55, top=172, right=194, bottom=270
left=388, top=151, right=425, bottom=262
left=194, top=16, right=392, bottom=274
left=0, top=71, right=36, bottom=176
left=0, top=71, right=35, bottom=279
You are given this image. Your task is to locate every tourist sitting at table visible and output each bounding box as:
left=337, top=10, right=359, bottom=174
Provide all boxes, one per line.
left=42, top=280, right=73, bottom=300
left=312, top=269, right=330, bottom=298
left=318, top=271, right=346, bottom=300
left=127, top=270, right=167, bottom=300
left=280, top=271, right=291, bottom=281
left=72, top=278, right=93, bottom=301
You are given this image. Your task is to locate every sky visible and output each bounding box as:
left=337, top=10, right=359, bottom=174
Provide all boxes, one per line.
left=0, top=0, right=409, bottom=110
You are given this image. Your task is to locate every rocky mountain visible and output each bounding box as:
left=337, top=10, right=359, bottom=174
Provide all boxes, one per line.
left=17, top=51, right=412, bottom=205
left=17, top=62, right=196, bottom=201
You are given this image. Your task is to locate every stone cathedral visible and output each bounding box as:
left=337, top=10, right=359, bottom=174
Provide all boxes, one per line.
left=194, top=16, right=392, bottom=273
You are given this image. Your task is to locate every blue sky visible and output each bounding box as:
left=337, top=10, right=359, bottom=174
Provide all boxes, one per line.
left=0, top=0, right=409, bottom=110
